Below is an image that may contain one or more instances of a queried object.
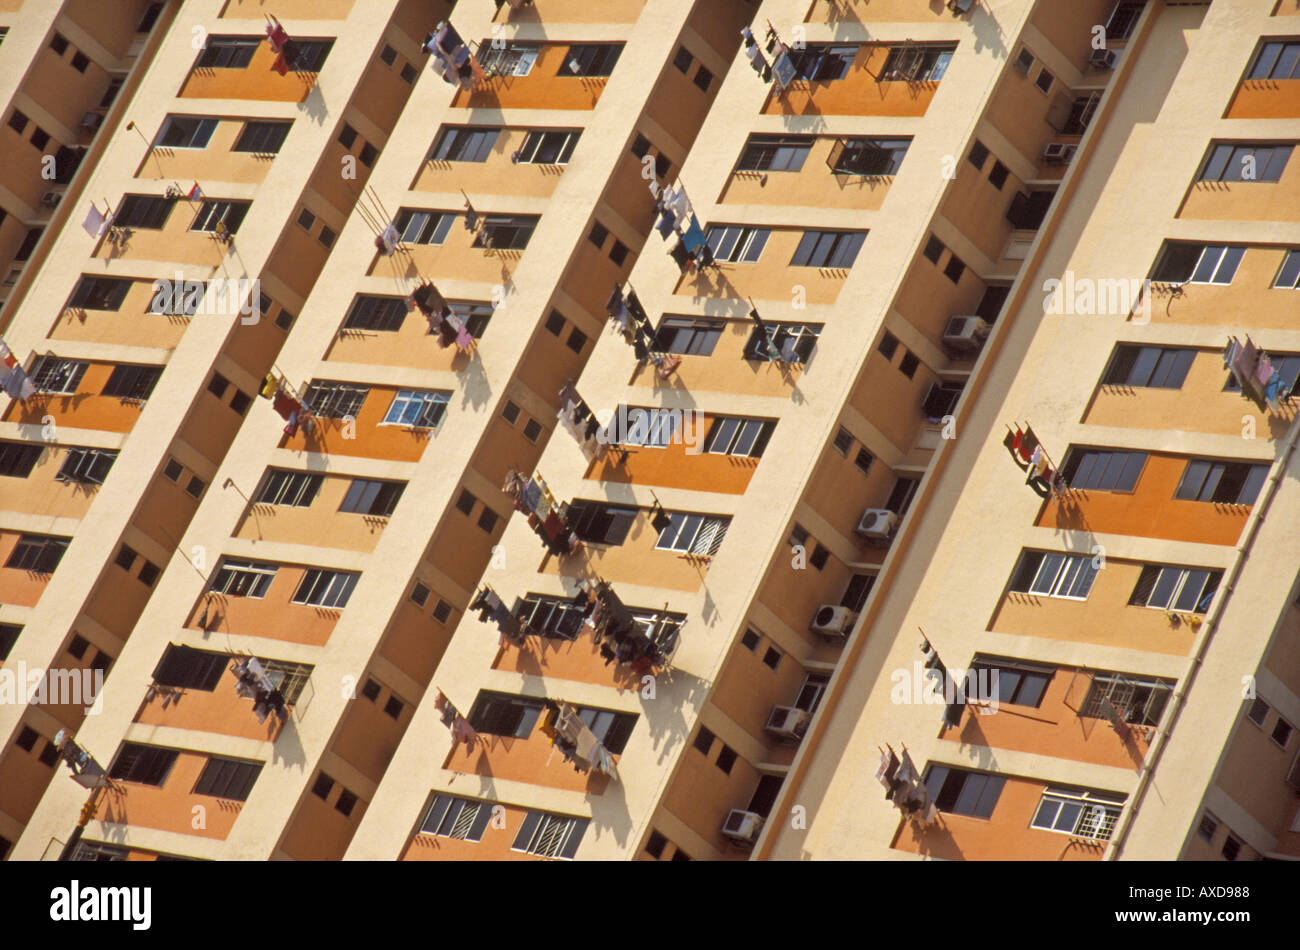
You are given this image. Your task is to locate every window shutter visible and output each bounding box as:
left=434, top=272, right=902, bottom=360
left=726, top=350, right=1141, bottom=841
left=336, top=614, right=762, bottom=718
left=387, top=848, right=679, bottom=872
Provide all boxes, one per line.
left=559, top=817, right=589, bottom=859
left=467, top=801, right=494, bottom=841
left=1129, top=565, right=1160, bottom=605
left=512, top=811, right=541, bottom=851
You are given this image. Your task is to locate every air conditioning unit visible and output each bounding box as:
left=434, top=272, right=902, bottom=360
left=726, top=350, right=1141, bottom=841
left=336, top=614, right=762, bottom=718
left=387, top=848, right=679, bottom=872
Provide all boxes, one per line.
left=765, top=705, right=810, bottom=740
left=721, top=809, right=764, bottom=846
left=1089, top=49, right=1117, bottom=69
left=855, top=508, right=899, bottom=541
left=40, top=191, right=63, bottom=208
left=942, top=315, right=991, bottom=353
left=810, top=604, right=858, bottom=638
left=1042, top=143, right=1077, bottom=164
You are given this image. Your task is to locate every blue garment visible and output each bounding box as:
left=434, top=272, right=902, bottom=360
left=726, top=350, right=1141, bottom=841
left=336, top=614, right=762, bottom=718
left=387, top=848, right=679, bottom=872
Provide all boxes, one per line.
left=681, top=216, right=706, bottom=254
left=656, top=209, right=675, bottom=239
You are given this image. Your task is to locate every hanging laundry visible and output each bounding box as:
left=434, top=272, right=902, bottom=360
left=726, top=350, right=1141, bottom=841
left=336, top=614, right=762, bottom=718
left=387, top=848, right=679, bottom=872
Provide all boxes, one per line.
left=272, top=390, right=298, bottom=421
left=271, top=51, right=290, bottom=76
left=265, top=16, right=289, bottom=52
left=745, top=42, right=768, bottom=76
left=1256, top=353, right=1275, bottom=387
left=0, top=339, right=16, bottom=370
left=81, top=203, right=108, bottom=239
left=258, top=373, right=278, bottom=399
left=680, top=215, right=707, bottom=254
left=656, top=355, right=682, bottom=378
left=375, top=223, right=399, bottom=255
left=2, top=365, right=36, bottom=401
left=656, top=207, right=676, bottom=239
left=452, top=715, right=476, bottom=747
left=454, top=323, right=474, bottom=351
left=668, top=239, right=691, bottom=272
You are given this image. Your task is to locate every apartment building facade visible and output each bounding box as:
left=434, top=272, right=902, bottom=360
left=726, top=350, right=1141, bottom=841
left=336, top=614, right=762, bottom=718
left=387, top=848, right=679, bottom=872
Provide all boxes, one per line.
left=761, top=0, right=1300, bottom=863
left=4, top=0, right=1293, bottom=865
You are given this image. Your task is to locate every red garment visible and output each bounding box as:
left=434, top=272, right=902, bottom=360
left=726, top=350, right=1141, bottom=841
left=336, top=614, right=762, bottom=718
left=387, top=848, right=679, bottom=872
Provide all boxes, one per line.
left=542, top=512, right=565, bottom=541
left=272, top=391, right=297, bottom=421
left=271, top=52, right=289, bottom=76
left=266, top=23, right=289, bottom=52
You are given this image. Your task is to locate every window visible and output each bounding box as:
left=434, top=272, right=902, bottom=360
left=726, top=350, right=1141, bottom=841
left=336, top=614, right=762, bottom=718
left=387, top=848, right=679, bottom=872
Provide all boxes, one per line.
left=854, top=448, right=874, bottom=476
left=303, top=381, right=368, bottom=419
left=880, top=43, right=954, bottom=82
left=70, top=276, right=131, bottom=311
left=704, top=225, right=769, bottom=264
left=338, top=124, right=357, bottom=150
left=162, top=458, right=183, bottom=482
left=516, top=594, right=584, bottom=639
left=383, top=389, right=450, bottom=428
left=715, top=744, right=737, bottom=773
left=1009, top=551, right=1099, bottom=600
left=115, top=195, right=176, bottom=229
left=1006, top=190, right=1053, bottom=231
left=433, top=600, right=452, bottom=623
left=194, top=756, right=262, bottom=801
left=110, top=743, right=177, bottom=786
left=523, top=419, right=543, bottom=442
left=646, top=830, right=668, bottom=859
left=609, top=241, right=628, bottom=267
left=842, top=573, right=876, bottom=612
left=390, top=209, right=457, bottom=245
left=0, top=623, right=19, bottom=662
left=233, top=120, right=290, bottom=154
left=312, top=773, right=335, bottom=799
left=654, top=317, right=724, bottom=356
left=0, top=441, right=42, bottom=478
left=1221, top=835, right=1242, bottom=861
left=987, top=160, right=1010, bottom=190
left=473, top=214, right=538, bottom=250
left=455, top=490, right=477, bottom=516
left=943, top=255, right=965, bottom=283
left=469, top=692, right=546, bottom=738
left=736, top=134, right=812, bottom=172
left=186, top=476, right=206, bottom=499
left=421, top=795, right=492, bottom=841
left=339, top=479, right=404, bottom=517
left=230, top=391, right=251, bottom=415
left=1275, top=250, right=1300, bottom=289
left=297, top=209, right=316, bottom=232
left=792, top=44, right=858, bottom=81
left=157, top=115, right=218, bottom=149
left=1198, top=812, right=1219, bottom=842
left=515, top=129, right=580, bottom=165
left=703, top=416, right=774, bottom=458
left=210, top=558, right=277, bottom=597
left=923, top=381, right=963, bottom=420
left=971, top=659, right=1053, bottom=707
left=401, top=63, right=417, bottom=83
left=478, top=41, right=539, bottom=77
left=50, top=33, right=69, bottom=56
left=291, top=40, right=333, bottom=72
left=292, top=569, right=359, bottom=608
left=6, top=534, right=70, bottom=572
left=512, top=811, right=589, bottom=859
left=335, top=789, right=358, bottom=817
left=560, top=43, right=622, bottom=77
left=102, top=364, right=162, bottom=400
left=362, top=145, right=378, bottom=168
left=566, top=327, right=588, bottom=353
left=672, top=46, right=694, bottom=73
left=431, top=126, right=499, bottom=163
left=262, top=659, right=312, bottom=704
left=967, top=140, right=989, bottom=170
left=1013, top=48, right=1035, bottom=74
left=1102, top=345, right=1195, bottom=389
left=922, top=236, right=945, bottom=264
left=6, top=109, right=28, bottom=134
left=1105, top=1, right=1144, bottom=40
left=746, top=322, right=821, bottom=364
left=830, top=137, right=911, bottom=176
left=190, top=200, right=250, bottom=235
left=196, top=36, right=260, bottom=69
left=1174, top=460, right=1269, bottom=505
left=924, top=766, right=1005, bottom=818
left=588, top=223, right=609, bottom=249
left=762, top=646, right=782, bottom=670
left=1128, top=564, right=1222, bottom=612
left=900, top=352, right=919, bottom=378
left=692, top=65, right=714, bottom=92
left=1271, top=718, right=1293, bottom=748
left=791, top=230, right=866, bottom=269
left=1062, top=92, right=1102, bottom=135
left=1034, top=66, right=1054, bottom=94
left=1249, top=40, right=1300, bottom=80
left=1199, top=143, right=1293, bottom=183
left=14, top=226, right=43, bottom=262
left=318, top=226, right=335, bottom=248
left=1247, top=697, right=1270, bottom=726
left=568, top=501, right=637, bottom=545
left=1030, top=787, right=1125, bottom=840
left=115, top=544, right=137, bottom=571
left=152, top=644, right=227, bottom=691
left=138, top=3, right=164, bottom=32
left=576, top=706, right=637, bottom=754
left=1150, top=243, right=1244, bottom=285
left=1080, top=672, right=1174, bottom=727
left=655, top=512, right=730, bottom=556
left=56, top=448, right=117, bottom=485
left=410, top=583, right=430, bottom=607
left=255, top=469, right=321, bottom=507
left=1061, top=449, right=1147, bottom=492
left=379, top=44, right=397, bottom=66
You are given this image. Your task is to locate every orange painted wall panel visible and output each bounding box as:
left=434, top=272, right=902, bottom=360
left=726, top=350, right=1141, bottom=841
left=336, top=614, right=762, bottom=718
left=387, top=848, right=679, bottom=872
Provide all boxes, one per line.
left=281, top=384, right=432, bottom=463
left=100, top=751, right=243, bottom=841
left=1225, top=80, right=1300, bottom=119
left=443, top=728, right=611, bottom=795
left=134, top=668, right=286, bottom=744
left=179, top=44, right=321, bottom=103
left=762, top=48, right=938, bottom=119
left=452, top=47, right=608, bottom=111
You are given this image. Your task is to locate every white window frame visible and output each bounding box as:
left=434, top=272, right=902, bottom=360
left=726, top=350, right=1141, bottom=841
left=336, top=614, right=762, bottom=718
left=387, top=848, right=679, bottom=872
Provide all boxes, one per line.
left=1021, top=552, right=1097, bottom=600
left=655, top=512, right=729, bottom=555
left=512, top=812, right=582, bottom=858
left=291, top=568, right=358, bottom=609
left=210, top=558, right=277, bottom=598
left=1189, top=245, right=1244, bottom=285
left=1030, top=787, right=1125, bottom=840
left=382, top=389, right=449, bottom=429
